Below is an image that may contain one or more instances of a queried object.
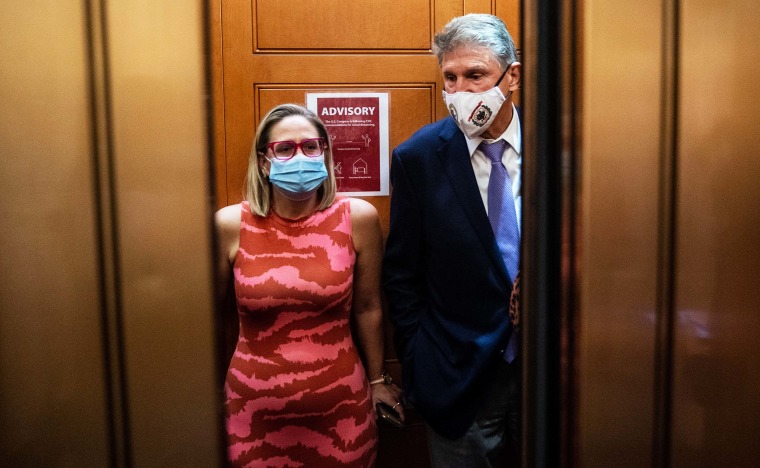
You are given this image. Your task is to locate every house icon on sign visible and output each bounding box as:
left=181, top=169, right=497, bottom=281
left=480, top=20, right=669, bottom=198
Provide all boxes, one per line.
left=353, top=158, right=368, bottom=175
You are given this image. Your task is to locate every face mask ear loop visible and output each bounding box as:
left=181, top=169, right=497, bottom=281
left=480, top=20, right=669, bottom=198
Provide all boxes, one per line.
left=495, top=64, right=511, bottom=87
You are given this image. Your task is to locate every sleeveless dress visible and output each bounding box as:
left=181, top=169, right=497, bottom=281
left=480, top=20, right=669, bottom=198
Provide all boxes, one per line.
left=225, top=198, right=378, bottom=467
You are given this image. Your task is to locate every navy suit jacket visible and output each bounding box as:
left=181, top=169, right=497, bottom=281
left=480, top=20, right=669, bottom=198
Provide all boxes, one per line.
left=382, top=115, right=516, bottom=439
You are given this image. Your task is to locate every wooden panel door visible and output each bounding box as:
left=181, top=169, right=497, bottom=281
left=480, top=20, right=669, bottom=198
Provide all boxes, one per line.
left=211, top=1, right=520, bottom=465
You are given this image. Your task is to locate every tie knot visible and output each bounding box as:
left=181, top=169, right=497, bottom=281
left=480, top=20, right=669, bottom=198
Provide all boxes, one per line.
left=479, top=139, right=508, bottom=164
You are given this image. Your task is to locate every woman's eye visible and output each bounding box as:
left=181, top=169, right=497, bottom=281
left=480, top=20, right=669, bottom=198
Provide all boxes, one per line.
left=273, top=143, right=294, bottom=154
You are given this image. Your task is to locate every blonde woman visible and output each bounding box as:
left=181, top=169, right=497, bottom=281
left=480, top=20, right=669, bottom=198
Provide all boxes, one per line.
left=215, top=104, right=402, bottom=467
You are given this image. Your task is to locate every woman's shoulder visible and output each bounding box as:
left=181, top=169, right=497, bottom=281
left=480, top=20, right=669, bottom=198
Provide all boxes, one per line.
left=347, top=197, right=378, bottom=221
left=215, top=203, right=242, bottom=233
left=347, top=198, right=380, bottom=238
left=346, top=198, right=381, bottom=253
left=215, top=204, right=242, bottom=265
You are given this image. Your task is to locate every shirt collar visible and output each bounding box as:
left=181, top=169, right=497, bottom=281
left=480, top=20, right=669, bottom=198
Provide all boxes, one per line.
left=465, top=103, right=522, bottom=157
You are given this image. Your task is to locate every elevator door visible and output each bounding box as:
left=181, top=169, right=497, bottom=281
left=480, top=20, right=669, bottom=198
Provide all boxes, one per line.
left=577, top=0, right=760, bottom=466
left=0, top=2, right=221, bottom=466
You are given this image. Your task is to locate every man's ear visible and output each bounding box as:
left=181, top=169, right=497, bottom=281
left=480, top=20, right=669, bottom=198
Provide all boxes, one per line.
left=507, top=62, right=521, bottom=91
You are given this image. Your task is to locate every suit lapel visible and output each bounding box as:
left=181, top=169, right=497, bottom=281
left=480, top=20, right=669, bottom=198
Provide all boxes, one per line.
left=436, top=119, right=512, bottom=287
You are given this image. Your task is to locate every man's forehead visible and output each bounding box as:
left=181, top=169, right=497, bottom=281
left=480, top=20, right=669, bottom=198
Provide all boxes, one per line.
left=441, top=46, right=499, bottom=71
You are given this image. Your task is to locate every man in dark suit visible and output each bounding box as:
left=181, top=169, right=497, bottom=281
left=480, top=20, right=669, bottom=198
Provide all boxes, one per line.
left=382, top=13, right=522, bottom=467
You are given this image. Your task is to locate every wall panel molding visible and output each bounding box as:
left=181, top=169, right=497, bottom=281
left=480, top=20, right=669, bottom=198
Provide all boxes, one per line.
left=253, top=0, right=434, bottom=52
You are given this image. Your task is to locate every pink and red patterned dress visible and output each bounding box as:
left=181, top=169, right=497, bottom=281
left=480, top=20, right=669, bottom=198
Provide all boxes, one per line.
left=225, top=198, right=377, bottom=467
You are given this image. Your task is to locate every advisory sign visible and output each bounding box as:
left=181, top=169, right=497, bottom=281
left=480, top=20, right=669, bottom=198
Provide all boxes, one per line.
left=306, top=92, right=389, bottom=196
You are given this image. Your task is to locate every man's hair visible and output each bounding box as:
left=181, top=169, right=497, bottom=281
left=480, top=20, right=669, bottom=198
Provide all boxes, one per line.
left=433, top=14, right=517, bottom=70
left=245, top=103, right=337, bottom=216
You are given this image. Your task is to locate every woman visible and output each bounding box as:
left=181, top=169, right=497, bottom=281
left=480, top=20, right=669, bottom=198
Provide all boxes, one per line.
left=215, top=104, right=403, bottom=467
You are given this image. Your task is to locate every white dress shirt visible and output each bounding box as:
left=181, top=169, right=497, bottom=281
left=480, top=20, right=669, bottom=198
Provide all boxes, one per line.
left=464, top=103, right=522, bottom=233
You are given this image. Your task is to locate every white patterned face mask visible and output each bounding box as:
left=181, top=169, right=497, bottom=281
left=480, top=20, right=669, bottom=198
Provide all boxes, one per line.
left=442, top=67, right=511, bottom=139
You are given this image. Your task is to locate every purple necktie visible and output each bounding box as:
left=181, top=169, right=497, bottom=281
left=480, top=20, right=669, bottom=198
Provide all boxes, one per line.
left=480, top=139, right=520, bottom=363
left=480, top=140, right=520, bottom=282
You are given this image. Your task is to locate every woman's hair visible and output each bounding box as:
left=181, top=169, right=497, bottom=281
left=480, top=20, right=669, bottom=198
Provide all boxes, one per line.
left=245, top=103, right=337, bottom=216
left=433, top=14, right=517, bottom=71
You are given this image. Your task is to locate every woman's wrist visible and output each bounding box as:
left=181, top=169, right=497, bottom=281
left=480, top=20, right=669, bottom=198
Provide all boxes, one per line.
left=368, top=370, right=392, bottom=386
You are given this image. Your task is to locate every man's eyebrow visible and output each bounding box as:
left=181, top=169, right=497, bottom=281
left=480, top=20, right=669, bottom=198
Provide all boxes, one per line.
left=443, top=64, right=489, bottom=74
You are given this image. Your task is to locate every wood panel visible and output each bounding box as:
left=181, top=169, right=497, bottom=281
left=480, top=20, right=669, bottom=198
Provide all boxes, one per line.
left=255, top=0, right=432, bottom=50
left=217, top=0, right=521, bottom=208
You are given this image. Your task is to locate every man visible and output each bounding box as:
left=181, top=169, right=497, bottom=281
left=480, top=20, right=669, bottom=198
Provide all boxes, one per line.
left=382, top=13, right=522, bottom=467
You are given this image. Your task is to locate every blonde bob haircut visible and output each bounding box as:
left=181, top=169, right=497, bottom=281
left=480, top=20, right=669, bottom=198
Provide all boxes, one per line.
left=245, top=103, right=337, bottom=216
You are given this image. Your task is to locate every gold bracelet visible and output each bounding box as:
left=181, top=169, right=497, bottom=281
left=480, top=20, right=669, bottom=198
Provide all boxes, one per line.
left=369, top=370, right=392, bottom=386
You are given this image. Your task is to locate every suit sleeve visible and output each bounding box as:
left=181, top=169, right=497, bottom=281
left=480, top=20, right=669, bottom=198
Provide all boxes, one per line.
left=382, top=149, right=427, bottom=365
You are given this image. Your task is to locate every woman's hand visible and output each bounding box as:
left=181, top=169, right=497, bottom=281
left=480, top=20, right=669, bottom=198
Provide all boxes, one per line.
left=371, top=382, right=406, bottom=422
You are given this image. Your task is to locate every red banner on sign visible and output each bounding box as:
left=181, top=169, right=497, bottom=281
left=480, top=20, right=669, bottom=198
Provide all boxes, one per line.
left=314, top=96, right=382, bottom=193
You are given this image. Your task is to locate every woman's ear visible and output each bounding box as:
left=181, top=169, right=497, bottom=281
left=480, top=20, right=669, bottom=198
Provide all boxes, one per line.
left=257, top=152, right=269, bottom=177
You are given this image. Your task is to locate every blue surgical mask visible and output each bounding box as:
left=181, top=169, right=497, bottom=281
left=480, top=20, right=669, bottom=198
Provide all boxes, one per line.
left=267, top=154, right=328, bottom=200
